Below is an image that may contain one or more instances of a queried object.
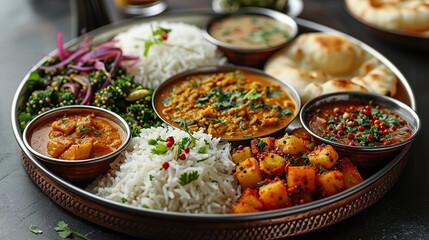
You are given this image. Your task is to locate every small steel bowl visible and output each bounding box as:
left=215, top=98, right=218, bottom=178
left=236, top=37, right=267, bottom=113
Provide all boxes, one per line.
left=204, top=8, right=298, bottom=68
left=300, top=92, right=421, bottom=169
left=152, top=65, right=301, bottom=144
left=22, top=105, right=131, bottom=181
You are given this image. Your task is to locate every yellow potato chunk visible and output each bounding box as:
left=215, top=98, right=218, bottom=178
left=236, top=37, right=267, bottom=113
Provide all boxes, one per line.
left=292, top=192, right=314, bottom=205
left=231, top=146, right=252, bottom=163
left=51, top=117, right=76, bottom=136
left=46, top=139, right=73, bottom=158
left=275, top=135, right=307, bottom=155
left=308, top=145, right=339, bottom=169
left=316, top=170, right=346, bottom=197
left=235, top=157, right=264, bottom=189
left=259, top=153, right=286, bottom=177
left=259, top=180, right=292, bottom=210
left=339, top=158, right=363, bottom=189
left=289, top=127, right=316, bottom=150
left=286, top=166, right=316, bottom=193
left=232, top=188, right=264, bottom=214
left=60, top=138, right=93, bottom=160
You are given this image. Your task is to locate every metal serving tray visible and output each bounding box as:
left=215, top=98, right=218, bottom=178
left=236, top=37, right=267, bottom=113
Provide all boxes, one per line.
left=11, top=11, right=416, bottom=239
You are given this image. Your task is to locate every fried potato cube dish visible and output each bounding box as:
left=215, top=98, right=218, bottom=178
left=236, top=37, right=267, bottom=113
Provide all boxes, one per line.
left=259, top=153, right=286, bottom=177
left=286, top=166, right=316, bottom=193
left=316, top=170, right=346, bottom=197
left=339, top=158, right=363, bottom=189
left=231, top=188, right=264, bottom=214
left=235, top=157, right=264, bottom=189
left=275, top=135, right=307, bottom=155
left=231, top=146, right=252, bottom=163
left=308, top=145, right=339, bottom=169
left=231, top=127, right=364, bottom=214
left=259, top=179, right=292, bottom=210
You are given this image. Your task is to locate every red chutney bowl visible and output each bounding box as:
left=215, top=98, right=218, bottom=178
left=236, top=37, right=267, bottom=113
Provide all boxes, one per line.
left=204, top=8, right=298, bottom=68
left=299, top=92, right=421, bottom=169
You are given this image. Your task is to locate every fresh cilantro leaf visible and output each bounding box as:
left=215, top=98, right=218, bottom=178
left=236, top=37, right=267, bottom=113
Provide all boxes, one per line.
left=280, top=108, right=293, bottom=116
left=266, top=87, right=282, bottom=98
left=161, top=97, right=172, bottom=105
left=179, top=171, right=200, bottom=186
left=243, top=88, right=262, bottom=100
left=151, top=144, right=169, bottom=155
left=197, top=146, right=207, bottom=154
left=256, top=138, right=267, bottom=149
left=197, top=157, right=209, bottom=163
left=148, top=139, right=158, bottom=145
left=79, top=125, right=89, bottom=131
left=55, top=221, right=91, bottom=240
left=319, top=166, right=327, bottom=173
left=29, top=224, right=43, bottom=234
left=121, top=198, right=128, bottom=203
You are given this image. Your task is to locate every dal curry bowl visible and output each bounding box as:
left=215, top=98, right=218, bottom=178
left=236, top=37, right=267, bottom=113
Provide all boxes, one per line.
left=22, top=105, right=131, bottom=181
left=152, top=65, right=301, bottom=143
left=204, top=8, right=298, bottom=67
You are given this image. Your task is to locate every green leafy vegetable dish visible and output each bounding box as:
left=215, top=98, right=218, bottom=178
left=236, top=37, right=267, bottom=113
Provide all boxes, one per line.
left=18, top=32, right=162, bottom=137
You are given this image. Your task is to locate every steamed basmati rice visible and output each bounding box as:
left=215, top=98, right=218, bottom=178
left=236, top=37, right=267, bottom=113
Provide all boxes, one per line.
left=115, top=21, right=226, bottom=88
left=88, top=126, right=238, bottom=214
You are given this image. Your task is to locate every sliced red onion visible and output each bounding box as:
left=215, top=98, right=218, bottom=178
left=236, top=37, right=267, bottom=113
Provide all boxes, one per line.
left=94, top=60, right=106, bottom=70
left=122, top=55, right=140, bottom=61
left=79, top=89, right=87, bottom=98
left=75, top=47, right=119, bottom=66
left=61, top=82, right=79, bottom=96
left=40, top=46, right=89, bottom=71
left=57, top=32, right=69, bottom=61
left=69, top=65, right=94, bottom=72
left=94, top=39, right=119, bottom=49
left=71, top=75, right=92, bottom=105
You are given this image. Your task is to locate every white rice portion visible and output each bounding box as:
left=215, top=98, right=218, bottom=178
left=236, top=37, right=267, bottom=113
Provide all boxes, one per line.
left=88, top=126, right=238, bottom=214
left=115, top=21, right=226, bottom=88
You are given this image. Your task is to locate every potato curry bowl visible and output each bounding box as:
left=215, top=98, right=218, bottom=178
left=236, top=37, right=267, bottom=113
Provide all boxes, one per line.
left=23, top=105, right=131, bottom=181
left=152, top=65, right=300, bottom=142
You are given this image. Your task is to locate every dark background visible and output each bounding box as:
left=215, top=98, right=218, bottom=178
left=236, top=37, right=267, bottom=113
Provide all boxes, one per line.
left=1, top=0, right=428, bottom=239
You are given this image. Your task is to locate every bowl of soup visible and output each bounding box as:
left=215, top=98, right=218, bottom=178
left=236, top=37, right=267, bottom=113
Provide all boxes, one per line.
left=300, top=92, right=420, bottom=168
left=204, top=8, right=298, bottom=67
left=23, top=105, right=131, bottom=181
left=152, top=65, right=300, bottom=143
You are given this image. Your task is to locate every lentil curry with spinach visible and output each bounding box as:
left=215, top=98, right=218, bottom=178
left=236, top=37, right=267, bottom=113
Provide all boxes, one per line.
left=156, top=70, right=297, bottom=139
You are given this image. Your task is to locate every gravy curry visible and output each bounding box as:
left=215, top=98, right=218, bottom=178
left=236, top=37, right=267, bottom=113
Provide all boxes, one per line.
left=30, top=113, right=123, bottom=160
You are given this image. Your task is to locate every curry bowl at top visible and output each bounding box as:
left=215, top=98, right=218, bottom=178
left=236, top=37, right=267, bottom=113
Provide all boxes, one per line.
left=300, top=92, right=420, bottom=168
left=152, top=65, right=300, bottom=142
left=204, top=8, right=298, bottom=67
left=22, top=105, right=131, bottom=181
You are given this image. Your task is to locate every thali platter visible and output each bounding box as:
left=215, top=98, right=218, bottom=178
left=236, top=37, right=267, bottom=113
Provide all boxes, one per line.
left=11, top=11, right=416, bottom=239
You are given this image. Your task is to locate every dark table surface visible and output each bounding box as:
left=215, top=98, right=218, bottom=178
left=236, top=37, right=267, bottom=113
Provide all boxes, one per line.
left=2, top=0, right=428, bottom=239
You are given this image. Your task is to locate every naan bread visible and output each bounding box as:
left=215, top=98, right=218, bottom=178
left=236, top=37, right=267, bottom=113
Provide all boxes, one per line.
left=345, top=0, right=429, bottom=35
left=264, top=33, right=398, bottom=103
left=302, top=79, right=369, bottom=103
